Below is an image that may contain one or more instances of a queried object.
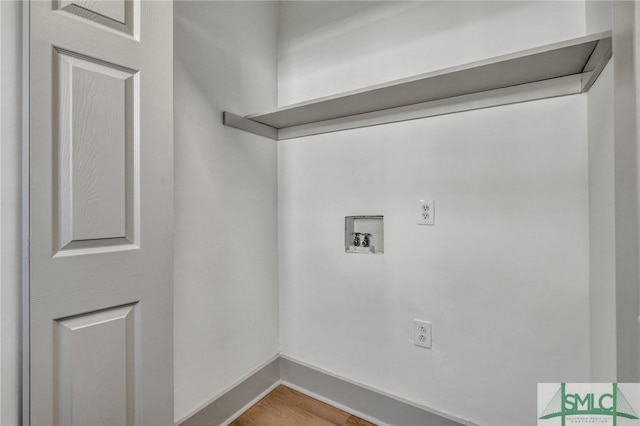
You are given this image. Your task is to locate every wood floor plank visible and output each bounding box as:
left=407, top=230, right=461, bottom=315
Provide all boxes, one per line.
left=234, top=400, right=335, bottom=426
left=345, top=415, right=375, bottom=426
left=267, top=386, right=351, bottom=425
left=230, top=385, right=376, bottom=426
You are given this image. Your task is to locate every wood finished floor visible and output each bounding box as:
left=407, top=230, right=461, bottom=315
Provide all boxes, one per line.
left=230, top=385, right=376, bottom=426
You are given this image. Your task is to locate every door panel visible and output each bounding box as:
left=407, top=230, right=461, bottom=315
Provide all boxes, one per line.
left=55, top=0, right=136, bottom=36
left=54, top=49, right=138, bottom=251
left=55, top=304, right=137, bottom=426
left=58, top=0, right=126, bottom=24
left=28, top=1, right=173, bottom=425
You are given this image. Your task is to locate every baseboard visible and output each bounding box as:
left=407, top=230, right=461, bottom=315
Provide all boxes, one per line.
left=179, top=355, right=475, bottom=426
left=178, top=357, right=280, bottom=426
left=218, top=380, right=282, bottom=426
left=279, top=356, right=475, bottom=426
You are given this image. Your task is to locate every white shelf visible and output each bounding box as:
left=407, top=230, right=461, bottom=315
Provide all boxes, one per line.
left=224, top=31, right=611, bottom=141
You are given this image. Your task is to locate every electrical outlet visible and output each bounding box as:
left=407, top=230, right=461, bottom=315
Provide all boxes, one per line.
left=417, top=200, right=435, bottom=225
left=414, top=319, right=432, bottom=349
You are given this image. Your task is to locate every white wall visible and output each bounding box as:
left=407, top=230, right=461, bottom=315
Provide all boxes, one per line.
left=278, top=2, right=591, bottom=425
left=173, top=2, right=280, bottom=422
left=586, top=0, right=612, bottom=34
left=0, top=2, right=22, bottom=424
left=587, top=62, right=616, bottom=382
left=585, top=1, right=616, bottom=382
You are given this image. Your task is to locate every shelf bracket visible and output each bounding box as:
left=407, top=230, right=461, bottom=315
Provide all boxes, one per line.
left=580, top=35, right=612, bottom=92
left=223, top=112, right=278, bottom=140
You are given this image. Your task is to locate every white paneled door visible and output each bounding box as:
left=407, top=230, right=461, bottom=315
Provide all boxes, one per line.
left=27, top=1, right=173, bottom=424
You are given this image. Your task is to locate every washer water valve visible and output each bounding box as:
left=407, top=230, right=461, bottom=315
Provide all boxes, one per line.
left=345, top=216, right=383, bottom=254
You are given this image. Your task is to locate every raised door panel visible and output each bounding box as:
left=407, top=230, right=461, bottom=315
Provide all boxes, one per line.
left=59, top=0, right=125, bottom=23
left=55, top=304, right=136, bottom=426
left=54, top=50, right=139, bottom=253
left=71, top=66, right=125, bottom=240
left=55, top=0, right=137, bottom=37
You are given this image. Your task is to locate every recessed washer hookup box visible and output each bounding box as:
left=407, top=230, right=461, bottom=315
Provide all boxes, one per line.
left=345, top=216, right=384, bottom=254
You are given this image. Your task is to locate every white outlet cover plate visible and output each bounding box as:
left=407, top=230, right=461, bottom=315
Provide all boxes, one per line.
left=414, top=319, right=432, bottom=349
left=417, top=199, right=435, bottom=225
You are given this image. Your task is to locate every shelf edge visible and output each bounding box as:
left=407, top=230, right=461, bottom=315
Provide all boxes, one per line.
left=277, top=74, right=584, bottom=140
